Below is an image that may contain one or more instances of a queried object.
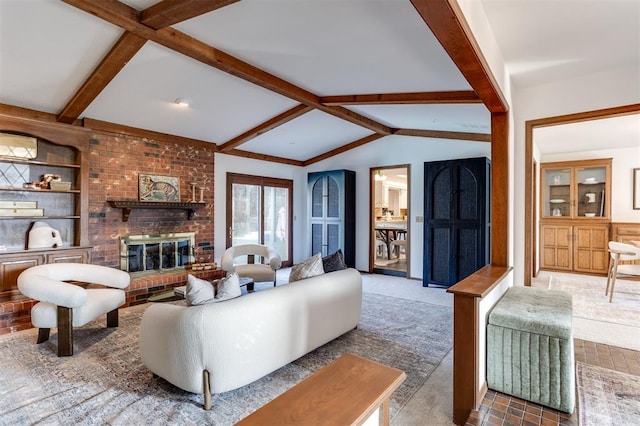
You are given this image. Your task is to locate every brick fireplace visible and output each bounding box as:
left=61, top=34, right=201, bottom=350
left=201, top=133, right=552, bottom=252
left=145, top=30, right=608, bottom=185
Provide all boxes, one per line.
left=0, top=126, right=218, bottom=335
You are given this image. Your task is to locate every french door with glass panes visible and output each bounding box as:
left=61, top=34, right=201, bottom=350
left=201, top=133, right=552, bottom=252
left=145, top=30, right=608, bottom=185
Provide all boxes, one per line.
left=226, top=173, right=293, bottom=267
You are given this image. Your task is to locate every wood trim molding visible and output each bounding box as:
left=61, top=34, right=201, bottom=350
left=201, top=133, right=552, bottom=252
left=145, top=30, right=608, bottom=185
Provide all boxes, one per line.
left=523, top=103, right=640, bottom=285
left=0, top=103, right=77, bottom=124
left=320, top=90, right=481, bottom=106
left=83, top=117, right=218, bottom=150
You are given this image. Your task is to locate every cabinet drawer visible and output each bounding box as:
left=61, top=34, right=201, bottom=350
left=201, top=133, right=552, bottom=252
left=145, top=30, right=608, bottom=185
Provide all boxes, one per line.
left=0, top=255, right=44, bottom=293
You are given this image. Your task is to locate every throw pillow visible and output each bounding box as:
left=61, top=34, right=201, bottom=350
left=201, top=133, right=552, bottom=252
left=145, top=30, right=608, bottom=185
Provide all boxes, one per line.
left=213, top=272, right=242, bottom=302
left=289, top=252, right=324, bottom=282
left=185, top=274, right=215, bottom=306
left=322, top=249, right=347, bottom=273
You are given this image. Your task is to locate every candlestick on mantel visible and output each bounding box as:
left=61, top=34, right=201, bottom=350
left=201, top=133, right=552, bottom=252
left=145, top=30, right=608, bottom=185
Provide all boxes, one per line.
left=189, top=182, right=197, bottom=202
left=198, top=187, right=205, bottom=203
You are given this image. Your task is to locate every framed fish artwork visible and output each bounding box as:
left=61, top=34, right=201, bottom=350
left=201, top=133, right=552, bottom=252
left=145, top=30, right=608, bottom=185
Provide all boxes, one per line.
left=138, top=174, right=180, bottom=202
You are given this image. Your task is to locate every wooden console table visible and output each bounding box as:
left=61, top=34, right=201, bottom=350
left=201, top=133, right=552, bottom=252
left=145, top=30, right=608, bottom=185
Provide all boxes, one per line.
left=236, top=353, right=406, bottom=426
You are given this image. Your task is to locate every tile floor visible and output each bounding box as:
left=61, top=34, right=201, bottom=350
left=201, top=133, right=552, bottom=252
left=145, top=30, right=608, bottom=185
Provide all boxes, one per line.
left=465, top=339, right=640, bottom=426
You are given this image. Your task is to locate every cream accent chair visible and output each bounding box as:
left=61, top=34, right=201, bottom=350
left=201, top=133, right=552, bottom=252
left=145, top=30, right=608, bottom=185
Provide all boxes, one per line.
left=606, top=241, right=640, bottom=303
left=17, top=263, right=131, bottom=356
left=221, top=244, right=282, bottom=289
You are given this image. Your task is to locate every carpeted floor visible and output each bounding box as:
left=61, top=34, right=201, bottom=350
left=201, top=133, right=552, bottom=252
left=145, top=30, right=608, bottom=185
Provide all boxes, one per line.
left=576, top=362, right=640, bottom=426
left=0, top=290, right=452, bottom=425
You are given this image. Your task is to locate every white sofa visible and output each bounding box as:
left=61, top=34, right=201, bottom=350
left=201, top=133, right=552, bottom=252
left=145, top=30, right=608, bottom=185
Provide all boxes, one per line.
left=139, top=267, right=362, bottom=409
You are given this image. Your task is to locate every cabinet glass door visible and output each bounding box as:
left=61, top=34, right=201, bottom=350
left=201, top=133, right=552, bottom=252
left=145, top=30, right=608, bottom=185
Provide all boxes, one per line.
left=576, top=166, right=607, bottom=218
left=544, top=168, right=571, bottom=217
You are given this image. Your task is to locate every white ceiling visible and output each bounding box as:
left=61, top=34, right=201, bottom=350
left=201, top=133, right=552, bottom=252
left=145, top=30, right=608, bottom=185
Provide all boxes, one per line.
left=0, top=0, right=638, bottom=161
left=534, top=114, right=640, bottom=156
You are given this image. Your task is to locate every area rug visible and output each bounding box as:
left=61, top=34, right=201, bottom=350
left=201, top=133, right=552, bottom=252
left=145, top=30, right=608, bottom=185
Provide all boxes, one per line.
left=0, top=292, right=452, bottom=425
left=576, top=362, right=640, bottom=426
left=547, top=272, right=640, bottom=327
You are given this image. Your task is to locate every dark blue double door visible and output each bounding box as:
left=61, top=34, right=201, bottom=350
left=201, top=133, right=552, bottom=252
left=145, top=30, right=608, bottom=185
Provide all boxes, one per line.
left=423, top=157, right=490, bottom=287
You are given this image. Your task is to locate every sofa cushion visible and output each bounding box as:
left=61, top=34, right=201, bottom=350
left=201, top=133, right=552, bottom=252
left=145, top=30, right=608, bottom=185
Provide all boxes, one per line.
left=186, top=274, right=215, bottom=306
left=290, top=253, right=324, bottom=282
left=214, top=273, right=241, bottom=302
left=322, top=249, right=347, bottom=273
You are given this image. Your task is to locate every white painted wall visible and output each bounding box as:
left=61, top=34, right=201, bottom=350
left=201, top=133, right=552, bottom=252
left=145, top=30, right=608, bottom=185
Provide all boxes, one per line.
left=214, top=138, right=492, bottom=279
left=541, top=146, right=640, bottom=222
left=304, top=135, right=491, bottom=278
left=512, top=65, right=640, bottom=284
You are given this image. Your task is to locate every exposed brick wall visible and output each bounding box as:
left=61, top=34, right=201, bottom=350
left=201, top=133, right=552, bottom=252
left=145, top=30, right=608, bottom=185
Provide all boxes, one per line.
left=88, top=131, right=215, bottom=267
left=0, top=130, right=218, bottom=335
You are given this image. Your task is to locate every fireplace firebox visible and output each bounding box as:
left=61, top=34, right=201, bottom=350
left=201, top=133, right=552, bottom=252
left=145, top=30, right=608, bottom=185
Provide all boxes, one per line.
left=120, top=233, right=195, bottom=273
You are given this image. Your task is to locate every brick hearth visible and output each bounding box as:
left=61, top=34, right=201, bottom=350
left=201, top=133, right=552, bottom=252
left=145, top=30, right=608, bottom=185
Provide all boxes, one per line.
left=0, top=268, right=225, bottom=335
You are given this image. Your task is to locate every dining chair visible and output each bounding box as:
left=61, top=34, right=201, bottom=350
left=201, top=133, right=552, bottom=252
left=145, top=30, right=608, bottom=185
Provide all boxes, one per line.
left=605, top=241, right=640, bottom=302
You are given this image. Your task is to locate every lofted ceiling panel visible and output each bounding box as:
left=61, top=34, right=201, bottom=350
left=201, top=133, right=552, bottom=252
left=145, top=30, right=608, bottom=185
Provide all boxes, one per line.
left=481, top=0, right=640, bottom=88
left=82, top=42, right=298, bottom=143
left=348, top=104, right=491, bottom=133
left=238, top=110, right=374, bottom=161
left=0, top=0, right=122, bottom=113
left=173, top=0, right=472, bottom=96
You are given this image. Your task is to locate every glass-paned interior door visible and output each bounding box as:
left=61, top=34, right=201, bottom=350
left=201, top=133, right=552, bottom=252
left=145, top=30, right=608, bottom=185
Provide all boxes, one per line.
left=227, top=173, right=293, bottom=267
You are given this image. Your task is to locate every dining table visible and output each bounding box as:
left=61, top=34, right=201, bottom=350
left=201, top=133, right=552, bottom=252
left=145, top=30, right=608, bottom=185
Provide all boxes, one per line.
left=375, top=221, right=407, bottom=259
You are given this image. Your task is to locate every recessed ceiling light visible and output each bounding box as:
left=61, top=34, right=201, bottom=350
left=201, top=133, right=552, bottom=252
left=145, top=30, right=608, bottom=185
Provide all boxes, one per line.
left=175, top=98, right=189, bottom=107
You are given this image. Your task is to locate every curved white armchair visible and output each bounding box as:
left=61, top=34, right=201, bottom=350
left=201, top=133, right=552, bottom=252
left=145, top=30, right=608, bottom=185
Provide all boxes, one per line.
left=17, top=263, right=130, bottom=356
left=221, top=244, right=282, bottom=288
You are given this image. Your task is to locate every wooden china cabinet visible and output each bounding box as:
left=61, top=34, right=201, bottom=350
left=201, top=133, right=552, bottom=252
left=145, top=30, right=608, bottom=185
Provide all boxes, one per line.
left=540, top=158, right=612, bottom=274
left=0, top=115, right=91, bottom=300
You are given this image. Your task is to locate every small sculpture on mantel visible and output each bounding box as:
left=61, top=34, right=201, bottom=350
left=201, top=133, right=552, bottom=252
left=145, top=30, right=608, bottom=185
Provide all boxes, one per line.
left=189, top=182, right=198, bottom=202
left=28, top=221, right=63, bottom=249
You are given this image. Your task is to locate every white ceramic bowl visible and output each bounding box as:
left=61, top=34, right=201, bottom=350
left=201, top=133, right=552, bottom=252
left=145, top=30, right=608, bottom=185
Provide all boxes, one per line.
left=585, top=213, right=596, bottom=217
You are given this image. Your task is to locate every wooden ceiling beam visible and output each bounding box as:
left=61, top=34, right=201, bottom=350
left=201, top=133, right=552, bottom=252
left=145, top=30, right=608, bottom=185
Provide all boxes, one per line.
left=410, top=0, right=508, bottom=113
left=63, top=0, right=392, bottom=135
left=140, top=0, right=239, bottom=29
left=394, top=128, right=491, bottom=143
left=303, top=134, right=384, bottom=166
left=57, top=31, right=147, bottom=124
left=225, top=149, right=305, bottom=167
left=320, top=90, right=481, bottom=106
left=220, top=104, right=313, bottom=152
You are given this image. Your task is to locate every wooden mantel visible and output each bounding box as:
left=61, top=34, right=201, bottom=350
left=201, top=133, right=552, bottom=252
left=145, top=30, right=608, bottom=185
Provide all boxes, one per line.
left=107, top=200, right=206, bottom=222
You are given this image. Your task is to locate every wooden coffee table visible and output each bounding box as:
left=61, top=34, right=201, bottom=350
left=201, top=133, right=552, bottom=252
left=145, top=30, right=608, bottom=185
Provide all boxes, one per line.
left=237, top=353, right=406, bottom=426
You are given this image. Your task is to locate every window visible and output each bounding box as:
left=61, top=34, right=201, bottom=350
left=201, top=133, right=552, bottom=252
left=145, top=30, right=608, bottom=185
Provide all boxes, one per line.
left=226, top=173, right=293, bottom=266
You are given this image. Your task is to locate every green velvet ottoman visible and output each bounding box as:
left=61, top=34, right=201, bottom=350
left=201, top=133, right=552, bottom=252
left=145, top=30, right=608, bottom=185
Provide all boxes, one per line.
left=487, top=286, right=574, bottom=413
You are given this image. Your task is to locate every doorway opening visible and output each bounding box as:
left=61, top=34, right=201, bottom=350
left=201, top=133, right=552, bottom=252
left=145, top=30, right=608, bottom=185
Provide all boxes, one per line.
left=370, top=165, right=410, bottom=277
